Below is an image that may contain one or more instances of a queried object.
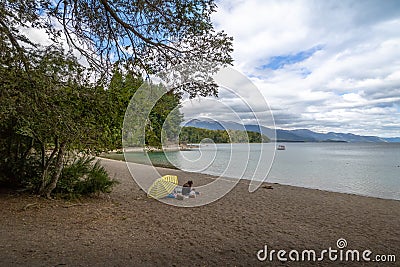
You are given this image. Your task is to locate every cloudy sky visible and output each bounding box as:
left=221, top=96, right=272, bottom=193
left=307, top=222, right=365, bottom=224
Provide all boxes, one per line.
left=182, top=0, right=400, bottom=137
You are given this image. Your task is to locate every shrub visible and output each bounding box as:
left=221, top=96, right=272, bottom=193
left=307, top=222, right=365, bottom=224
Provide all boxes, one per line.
left=0, top=155, right=42, bottom=190
left=56, top=156, right=118, bottom=198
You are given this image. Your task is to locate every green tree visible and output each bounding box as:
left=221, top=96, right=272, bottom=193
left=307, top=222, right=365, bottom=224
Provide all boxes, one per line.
left=101, top=70, right=183, bottom=149
left=146, top=90, right=183, bottom=148
left=179, top=127, right=270, bottom=144
left=104, top=69, right=143, bottom=149
left=0, top=46, right=114, bottom=197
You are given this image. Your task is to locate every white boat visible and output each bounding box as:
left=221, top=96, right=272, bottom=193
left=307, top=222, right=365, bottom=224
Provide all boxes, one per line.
left=277, top=145, right=286, bottom=150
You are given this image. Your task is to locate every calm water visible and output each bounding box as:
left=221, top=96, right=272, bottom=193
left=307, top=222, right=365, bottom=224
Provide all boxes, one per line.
left=115, top=143, right=400, bottom=200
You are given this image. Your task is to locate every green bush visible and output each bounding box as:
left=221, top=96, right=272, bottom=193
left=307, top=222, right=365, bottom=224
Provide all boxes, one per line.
left=56, top=156, right=118, bottom=198
left=0, top=155, right=42, bottom=190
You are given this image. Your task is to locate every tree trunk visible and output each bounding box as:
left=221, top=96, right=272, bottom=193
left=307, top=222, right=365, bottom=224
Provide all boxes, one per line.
left=40, top=142, right=66, bottom=198
left=38, top=138, right=59, bottom=194
left=22, top=137, right=34, bottom=161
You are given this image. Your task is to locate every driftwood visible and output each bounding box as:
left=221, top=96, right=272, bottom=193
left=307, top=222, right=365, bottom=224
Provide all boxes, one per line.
left=22, top=202, right=38, bottom=211
left=262, top=185, right=273, bottom=189
left=62, top=203, right=88, bottom=208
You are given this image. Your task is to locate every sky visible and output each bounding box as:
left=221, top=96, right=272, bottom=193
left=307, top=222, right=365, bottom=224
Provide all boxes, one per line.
left=182, top=0, right=400, bottom=137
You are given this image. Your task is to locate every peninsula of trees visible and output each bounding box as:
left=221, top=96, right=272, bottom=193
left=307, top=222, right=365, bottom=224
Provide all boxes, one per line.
left=179, top=127, right=270, bottom=144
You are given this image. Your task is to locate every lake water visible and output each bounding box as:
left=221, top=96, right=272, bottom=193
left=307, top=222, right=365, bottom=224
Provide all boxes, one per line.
left=116, top=143, right=400, bottom=200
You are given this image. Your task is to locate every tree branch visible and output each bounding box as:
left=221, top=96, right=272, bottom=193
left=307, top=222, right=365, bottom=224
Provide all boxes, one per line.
left=0, top=19, right=30, bottom=71
left=99, top=0, right=182, bottom=54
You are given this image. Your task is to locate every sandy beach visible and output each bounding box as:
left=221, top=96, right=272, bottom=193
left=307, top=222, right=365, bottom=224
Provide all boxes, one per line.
left=0, top=157, right=399, bottom=266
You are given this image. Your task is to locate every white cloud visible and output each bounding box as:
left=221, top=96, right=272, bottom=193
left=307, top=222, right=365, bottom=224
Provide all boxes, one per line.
left=195, top=0, right=400, bottom=137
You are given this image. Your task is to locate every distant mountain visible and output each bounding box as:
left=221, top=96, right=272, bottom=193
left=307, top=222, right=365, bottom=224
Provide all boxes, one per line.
left=291, top=129, right=387, bottom=142
left=182, top=119, right=242, bottom=131
left=245, top=125, right=309, bottom=142
left=182, top=119, right=399, bottom=143
left=384, top=137, right=400, bottom=143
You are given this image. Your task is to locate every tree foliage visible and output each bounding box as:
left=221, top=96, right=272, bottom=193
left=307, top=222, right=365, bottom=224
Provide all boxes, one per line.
left=103, top=69, right=143, bottom=148
left=104, top=70, right=183, bottom=149
left=0, top=0, right=233, bottom=97
left=146, top=90, right=183, bottom=148
left=0, top=46, right=116, bottom=197
left=179, top=127, right=270, bottom=144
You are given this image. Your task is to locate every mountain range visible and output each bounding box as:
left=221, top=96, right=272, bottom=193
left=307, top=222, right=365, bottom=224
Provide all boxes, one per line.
left=183, top=119, right=400, bottom=143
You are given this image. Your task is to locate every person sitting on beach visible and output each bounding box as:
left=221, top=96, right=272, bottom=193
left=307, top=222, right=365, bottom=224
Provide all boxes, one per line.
left=182, top=180, right=193, bottom=196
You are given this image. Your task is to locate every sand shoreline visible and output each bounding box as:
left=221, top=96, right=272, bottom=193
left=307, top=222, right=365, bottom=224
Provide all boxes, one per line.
left=101, top=156, right=399, bottom=202
left=0, top=157, right=399, bottom=266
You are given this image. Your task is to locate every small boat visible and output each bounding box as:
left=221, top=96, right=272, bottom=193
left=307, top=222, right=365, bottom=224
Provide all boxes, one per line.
left=277, top=145, right=286, bottom=150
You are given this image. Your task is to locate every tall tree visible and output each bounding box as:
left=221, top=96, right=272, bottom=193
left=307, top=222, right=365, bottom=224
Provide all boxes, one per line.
left=146, top=90, right=183, bottom=147
left=105, top=69, right=143, bottom=149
